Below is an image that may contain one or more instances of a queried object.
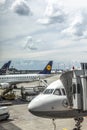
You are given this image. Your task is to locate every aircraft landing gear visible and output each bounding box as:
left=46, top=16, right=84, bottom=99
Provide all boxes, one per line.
left=52, top=119, right=56, bottom=130
left=73, top=117, right=84, bottom=130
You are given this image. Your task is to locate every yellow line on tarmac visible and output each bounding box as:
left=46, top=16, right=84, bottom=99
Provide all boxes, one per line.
left=63, top=128, right=68, bottom=130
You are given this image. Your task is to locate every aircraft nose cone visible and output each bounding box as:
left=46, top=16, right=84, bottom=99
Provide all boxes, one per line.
left=28, top=94, right=43, bottom=113
left=28, top=94, right=46, bottom=117
left=28, top=98, right=41, bottom=113
left=28, top=102, right=35, bottom=113
left=28, top=100, right=42, bottom=117
left=28, top=94, right=50, bottom=117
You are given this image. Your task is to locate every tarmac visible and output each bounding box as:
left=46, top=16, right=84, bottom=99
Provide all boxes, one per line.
left=0, top=74, right=87, bottom=130
left=0, top=103, right=87, bottom=130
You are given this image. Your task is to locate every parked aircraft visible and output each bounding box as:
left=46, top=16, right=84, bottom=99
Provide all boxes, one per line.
left=0, top=61, right=53, bottom=88
left=0, top=61, right=11, bottom=75
left=28, top=72, right=87, bottom=130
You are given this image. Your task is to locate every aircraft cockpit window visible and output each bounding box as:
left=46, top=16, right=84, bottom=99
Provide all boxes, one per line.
left=53, top=89, right=61, bottom=95
left=44, top=89, right=54, bottom=94
left=62, top=88, right=66, bottom=95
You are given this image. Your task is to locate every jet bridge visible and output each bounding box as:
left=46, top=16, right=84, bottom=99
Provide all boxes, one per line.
left=72, top=71, right=83, bottom=110
left=60, top=70, right=73, bottom=106
left=60, top=64, right=87, bottom=112
left=80, top=75, right=87, bottom=111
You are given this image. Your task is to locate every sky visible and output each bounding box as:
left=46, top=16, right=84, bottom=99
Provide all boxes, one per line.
left=0, top=0, right=87, bottom=64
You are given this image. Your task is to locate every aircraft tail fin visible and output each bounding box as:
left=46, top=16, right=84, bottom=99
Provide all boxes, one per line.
left=0, top=60, right=11, bottom=74
left=39, top=61, right=53, bottom=74
left=1, top=60, right=11, bottom=70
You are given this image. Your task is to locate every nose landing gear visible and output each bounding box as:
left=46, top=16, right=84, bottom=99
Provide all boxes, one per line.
left=52, top=117, right=84, bottom=130
left=73, top=117, right=84, bottom=130
left=52, top=119, right=56, bottom=130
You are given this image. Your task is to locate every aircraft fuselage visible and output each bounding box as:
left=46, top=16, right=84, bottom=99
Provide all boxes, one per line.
left=28, top=80, right=87, bottom=119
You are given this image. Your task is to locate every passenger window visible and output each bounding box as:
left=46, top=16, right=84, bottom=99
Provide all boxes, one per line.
left=53, top=89, right=61, bottom=95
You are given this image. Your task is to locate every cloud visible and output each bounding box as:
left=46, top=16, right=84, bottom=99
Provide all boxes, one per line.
left=62, top=10, right=87, bottom=39
left=23, top=36, right=42, bottom=51
left=38, top=0, right=66, bottom=25
left=24, top=36, right=37, bottom=50
left=37, top=0, right=87, bottom=40
left=0, top=0, right=5, bottom=5
left=11, top=0, right=32, bottom=16
left=0, top=0, right=87, bottom=62
left=82, top=51, right=87, bottom=53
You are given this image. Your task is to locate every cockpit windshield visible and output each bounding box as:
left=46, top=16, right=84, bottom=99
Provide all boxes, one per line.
left=43, top=88, right=66, bottom=95
left=53, top=89, right=61, bottom=95
left=62, top=88, right=66, bottom=95
left=43, top=89, right=54, bottom=94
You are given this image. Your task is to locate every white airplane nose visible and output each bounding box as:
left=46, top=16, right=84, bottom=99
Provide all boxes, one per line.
left=28, top=95, right=42, bottom=114
left=28, top=99, right=42, bottom=117
left=28, top=102, right=35, bottom=112
left=28, top=94, right=55, bottom=118
left=28, top=94, right=48, bottom=117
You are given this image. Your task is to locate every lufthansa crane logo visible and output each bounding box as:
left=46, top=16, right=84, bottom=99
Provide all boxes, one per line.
left=46, top=65, right=51, bottom=70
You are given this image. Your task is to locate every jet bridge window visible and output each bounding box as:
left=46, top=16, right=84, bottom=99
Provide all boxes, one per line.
left=72, top=84, right=76, bottom=94
left=53, top=89, right=61, bottom=95
left=72, top=83, right=81, bottom=94
left=44, top=89, right=54, bottom=94
left=77, top=84, right=81, bottom=94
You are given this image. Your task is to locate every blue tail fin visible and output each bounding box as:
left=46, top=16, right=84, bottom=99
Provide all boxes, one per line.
left=0, top=60, right=11, bottom=74
left=39, top=61, right=53, bottom=74
left=1, top=60, right=11, bottom=70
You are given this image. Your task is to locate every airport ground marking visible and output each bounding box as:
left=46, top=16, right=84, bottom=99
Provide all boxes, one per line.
left=63, top=128, right=68, bottom=130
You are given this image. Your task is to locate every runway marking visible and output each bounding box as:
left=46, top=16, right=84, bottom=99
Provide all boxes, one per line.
left=63, top=128, right=68, bottom=130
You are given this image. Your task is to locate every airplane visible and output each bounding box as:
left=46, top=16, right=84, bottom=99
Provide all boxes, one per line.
left=0, top=61, right=11, bottom=75
left=28, top=71, right=87, bottom=130
left=0, top=61, right=53, bottom=88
